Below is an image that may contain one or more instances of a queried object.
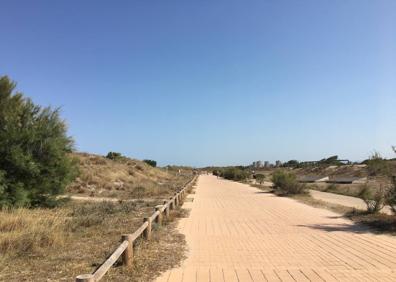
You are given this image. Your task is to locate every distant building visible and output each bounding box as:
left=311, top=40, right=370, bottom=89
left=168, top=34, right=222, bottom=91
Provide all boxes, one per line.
left=275, top=160, right=282, bottom=167
left=264, top=161, right=269, bottom=168
left=251, top=161, right=263, bottom=168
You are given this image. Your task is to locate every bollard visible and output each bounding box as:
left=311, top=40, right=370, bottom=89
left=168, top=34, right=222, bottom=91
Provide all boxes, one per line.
left=155, top=205, right=163, bottom=225
left=143, top=217, right=152, bottom=240
left=121, top=234, right=134, bottom=267
left=76, top=274, right=94, bottom=282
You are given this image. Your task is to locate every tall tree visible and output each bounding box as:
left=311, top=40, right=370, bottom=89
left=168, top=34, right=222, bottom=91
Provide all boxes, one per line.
left=0, top=76, right=78, bottom=207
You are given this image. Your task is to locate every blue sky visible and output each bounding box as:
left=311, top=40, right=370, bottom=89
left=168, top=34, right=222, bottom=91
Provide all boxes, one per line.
left=1, top=1, right=395, bottom=167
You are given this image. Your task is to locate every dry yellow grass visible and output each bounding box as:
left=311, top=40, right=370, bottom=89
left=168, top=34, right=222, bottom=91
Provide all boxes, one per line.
left=0, top=208, right=68, bottom=257
left=0, top=199, right=188, bottom=281
left=67, top=153, right=190, bottom=199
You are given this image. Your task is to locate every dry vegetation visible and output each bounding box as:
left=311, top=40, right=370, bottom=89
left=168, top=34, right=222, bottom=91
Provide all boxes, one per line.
left=251, top=182, right=396, bottom=235
left=0, top=200, right=189, bottom=281
left=293, top=193, right=396, bottom=235
left=68, top=153, right=191, bottom=199
left=306, top=182, right=380, bottom=198
left=0, top=153, right=194, bottom=281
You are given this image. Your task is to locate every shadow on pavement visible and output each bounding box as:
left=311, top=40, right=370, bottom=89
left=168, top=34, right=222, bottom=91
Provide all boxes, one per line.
left=296, top=223, right=372, bottom=234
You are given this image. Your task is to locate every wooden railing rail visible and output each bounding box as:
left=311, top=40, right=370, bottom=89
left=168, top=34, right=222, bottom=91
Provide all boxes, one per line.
left=75, top=176, right=197, bottom=282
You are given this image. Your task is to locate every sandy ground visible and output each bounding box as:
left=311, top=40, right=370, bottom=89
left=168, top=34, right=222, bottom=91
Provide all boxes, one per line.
left=309, top=190, right=393, bottom=215
left=156, top=175, right=396, bottom=281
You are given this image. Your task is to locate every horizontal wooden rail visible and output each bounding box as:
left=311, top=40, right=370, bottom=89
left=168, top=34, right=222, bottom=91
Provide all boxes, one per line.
left=76, top=175, right=197, bottom=282
left=93, top=240, right=129, bottom=281
left=150, top=210, right=160, bottom=222
left=131, top=221, right=149, bottom=241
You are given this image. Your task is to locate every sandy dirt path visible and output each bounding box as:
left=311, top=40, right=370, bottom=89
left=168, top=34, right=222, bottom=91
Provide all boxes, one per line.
left=309, top=190, right=393, bottom=215
left=156, top=175, right=396, bottom=281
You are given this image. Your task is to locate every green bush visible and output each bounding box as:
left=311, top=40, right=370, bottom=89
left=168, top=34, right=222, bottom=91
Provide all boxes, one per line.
left=358, top=184, right=387, bottom=213
left=254, top=174, right=266, bottom=184
left=222, top=167, right=249, bottom=181
left=143, top=159, right=157, bottom=167
left=0, top=76, right=78, bottom=208
left=283, top=160, right=299, bottom=168
left=319, top=155, right=341, bottom=166
left=106, top=152, right=122, bottom=160
left=272, top=170, right=306, bottom=195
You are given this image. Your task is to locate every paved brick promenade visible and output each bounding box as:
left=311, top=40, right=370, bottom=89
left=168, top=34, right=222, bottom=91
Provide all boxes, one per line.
left=156, top=175, right=396, bottom=281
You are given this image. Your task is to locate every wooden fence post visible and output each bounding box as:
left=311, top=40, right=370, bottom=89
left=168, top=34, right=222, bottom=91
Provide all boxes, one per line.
left=121, top=234, right=133, bottom=267
left=163, top=200, right=170, bottom=217
left=169, top=197, right=174, bottom=210
left=76, top=274, right=94, bottom=282
left=143, top=217, right=152, bottom=240
left=174, top=193, right=179, bottom=206
left=155, top=205, right=163, bottom=225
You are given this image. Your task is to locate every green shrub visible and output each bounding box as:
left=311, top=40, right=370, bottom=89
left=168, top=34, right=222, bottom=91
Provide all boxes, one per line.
left=222, top=167, right=249, bottom=181
left=319, top=155, right=342, bottom=166
left=143, top=159, right=157, bottom=167
left=283, top=160, right=299, bottom=168
left=272, top=170, right=306, bottom=195
left=0, top=76, right=78, bottom=208
left=358, top=184, right=387, bottom=213
left=254, top=174, right=266, bottom=184
left=106, top=152, right=122, bottom=160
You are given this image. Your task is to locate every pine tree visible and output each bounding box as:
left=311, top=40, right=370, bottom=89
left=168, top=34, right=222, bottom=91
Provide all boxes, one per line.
left=0, top=76, right=78, bottom=207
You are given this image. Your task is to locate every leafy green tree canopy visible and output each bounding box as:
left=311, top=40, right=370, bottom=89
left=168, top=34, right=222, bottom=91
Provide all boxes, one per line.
left=143, top=159, right=157, bottom=167
left=106, top=152, right=123, bottom=160
left=0, top=76, right=78, bottom=207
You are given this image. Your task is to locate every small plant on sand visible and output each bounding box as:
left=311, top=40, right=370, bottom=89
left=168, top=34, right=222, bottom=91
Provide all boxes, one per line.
left=254, top=174, right=266, bottom=184
left=272, top=170, right=306, bottom=195
left=358, top=184, right=387, bottom=213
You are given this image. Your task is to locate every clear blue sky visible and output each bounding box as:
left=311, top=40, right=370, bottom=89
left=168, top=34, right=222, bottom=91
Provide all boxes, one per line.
left=1, top=1, right=395, bottom=167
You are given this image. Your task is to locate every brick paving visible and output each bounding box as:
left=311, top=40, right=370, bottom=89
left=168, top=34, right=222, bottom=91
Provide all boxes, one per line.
left=156, top=175, right=396, bottom=281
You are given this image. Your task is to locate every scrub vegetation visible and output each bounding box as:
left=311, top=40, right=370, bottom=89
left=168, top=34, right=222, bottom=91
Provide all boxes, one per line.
left=0, top=76, right=78, bottom=208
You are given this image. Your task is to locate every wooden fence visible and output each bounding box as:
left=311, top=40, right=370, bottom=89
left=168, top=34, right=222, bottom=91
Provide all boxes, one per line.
left=75, top=176, right=197, bottom=282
